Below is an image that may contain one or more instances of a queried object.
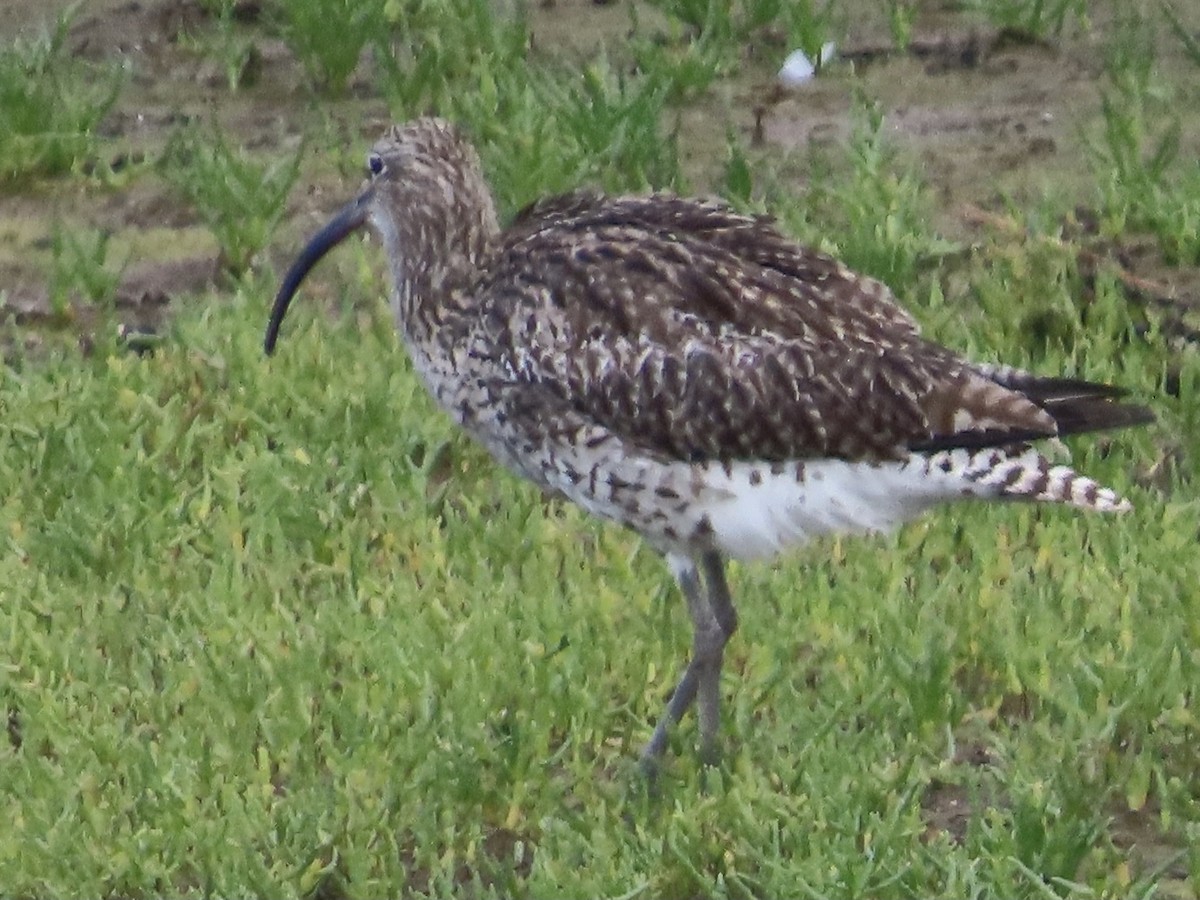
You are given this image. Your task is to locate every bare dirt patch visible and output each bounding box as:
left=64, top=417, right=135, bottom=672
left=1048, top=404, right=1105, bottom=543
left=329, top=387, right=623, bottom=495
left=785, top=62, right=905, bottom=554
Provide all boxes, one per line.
left=3, top=0, right=1197, bottom=349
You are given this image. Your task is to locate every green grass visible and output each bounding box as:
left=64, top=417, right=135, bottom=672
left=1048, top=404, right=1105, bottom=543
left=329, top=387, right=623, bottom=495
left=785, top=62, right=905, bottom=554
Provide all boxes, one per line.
left=179, top=2, right=263, bottom=93
left=48, top=224, right=125, bottom=316
left=0, top=8, right=122, bottom=181
left=377, top=0, right=529, bottom=119
left=160, top=126, right=303, bottom=278
left=959, top=0, right=1089, bottom=40
left=773, top=96, right=961, bottom=294
left=276, top=0, right=387, bottom=94
left=1088, top=10, right=1200, bottom=267
left=1, top=0, right=1198, bottom=897
left=0, top=278, right=1192, bottom=898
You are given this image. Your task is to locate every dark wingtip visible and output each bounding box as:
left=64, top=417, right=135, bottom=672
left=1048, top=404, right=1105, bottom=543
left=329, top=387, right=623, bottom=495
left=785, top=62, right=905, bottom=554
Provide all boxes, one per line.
left=1009, top=373, right=1156, bottom=437
left=910, top=396, right=1155, bottom=453
left=263, top=191, right=371, bottom=356
left=1045, top=396, right=1156, bottom=438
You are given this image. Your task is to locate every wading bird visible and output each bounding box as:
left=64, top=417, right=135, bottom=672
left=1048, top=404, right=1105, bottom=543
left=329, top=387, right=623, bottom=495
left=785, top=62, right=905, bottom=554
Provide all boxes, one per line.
left=265, top=118, right=1152, bottom=770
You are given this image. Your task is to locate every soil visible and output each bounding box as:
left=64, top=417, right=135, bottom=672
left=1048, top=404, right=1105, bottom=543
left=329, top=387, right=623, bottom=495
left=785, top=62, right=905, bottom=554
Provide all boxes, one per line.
left=2, top=0, right=1198, bottom=355
left=0, top=0, right=1197, bottom=885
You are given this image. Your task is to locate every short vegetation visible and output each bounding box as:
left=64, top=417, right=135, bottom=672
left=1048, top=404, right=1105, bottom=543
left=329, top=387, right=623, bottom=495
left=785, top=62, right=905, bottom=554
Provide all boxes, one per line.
left=0, top=0, right=1197, bottom=897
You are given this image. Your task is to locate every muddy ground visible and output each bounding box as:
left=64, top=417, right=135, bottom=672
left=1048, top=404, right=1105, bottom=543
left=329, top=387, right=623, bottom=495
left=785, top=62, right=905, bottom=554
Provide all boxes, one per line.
left=1, top=0, right=1198, bottom=354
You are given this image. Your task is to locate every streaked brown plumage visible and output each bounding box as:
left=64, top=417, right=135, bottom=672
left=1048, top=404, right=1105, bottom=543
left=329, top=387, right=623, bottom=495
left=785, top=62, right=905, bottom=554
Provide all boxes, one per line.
left=265, top=118, right=1153, bottom=770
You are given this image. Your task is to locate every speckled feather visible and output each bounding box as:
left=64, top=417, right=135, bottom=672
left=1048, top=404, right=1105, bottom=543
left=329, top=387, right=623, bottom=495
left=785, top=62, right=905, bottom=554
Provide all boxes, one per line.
left=267, top=118, right=1155, bottom=765
left=278, top=118, right=1152, bottom=552
left=446, top=196, right=1148, bottom=476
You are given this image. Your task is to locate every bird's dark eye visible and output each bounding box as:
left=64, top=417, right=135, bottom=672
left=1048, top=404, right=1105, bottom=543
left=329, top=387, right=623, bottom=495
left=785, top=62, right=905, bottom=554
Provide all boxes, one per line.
left=367, top=153, right=385, bottom=176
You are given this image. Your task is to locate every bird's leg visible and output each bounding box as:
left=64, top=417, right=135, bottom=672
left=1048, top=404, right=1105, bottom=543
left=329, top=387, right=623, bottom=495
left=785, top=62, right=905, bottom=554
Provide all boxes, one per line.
left=640, top=553, right=736, bottom=771
left=640, top=559, right=707, bottom=769
left=700, top=552, right=738, bottom=636
left=694, top=552, right=737, bottom=764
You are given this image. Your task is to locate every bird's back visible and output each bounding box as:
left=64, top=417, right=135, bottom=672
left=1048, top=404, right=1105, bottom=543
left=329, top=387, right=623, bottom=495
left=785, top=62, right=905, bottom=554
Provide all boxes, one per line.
left=463, top=190, right=1147, bottom=469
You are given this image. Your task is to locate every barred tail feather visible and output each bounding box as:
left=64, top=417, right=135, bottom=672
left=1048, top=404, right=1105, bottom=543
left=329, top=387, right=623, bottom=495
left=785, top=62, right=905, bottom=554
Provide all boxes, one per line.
left=927, top=446, right=1133, bottom=513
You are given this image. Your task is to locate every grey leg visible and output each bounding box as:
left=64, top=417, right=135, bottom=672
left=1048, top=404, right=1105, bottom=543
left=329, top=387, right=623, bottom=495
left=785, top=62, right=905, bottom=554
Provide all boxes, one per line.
left=640, top=559, right=707, bottom=767
left=701, top=551, right=738, bottom=637
left=695, top=552, right=737, bottom=764
left=640, top=553, right=737, bottom=770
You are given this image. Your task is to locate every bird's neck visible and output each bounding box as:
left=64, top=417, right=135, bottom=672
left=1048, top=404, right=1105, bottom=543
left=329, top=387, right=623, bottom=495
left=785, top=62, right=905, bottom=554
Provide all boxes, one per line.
left=385, top=186, right=500, bottom=342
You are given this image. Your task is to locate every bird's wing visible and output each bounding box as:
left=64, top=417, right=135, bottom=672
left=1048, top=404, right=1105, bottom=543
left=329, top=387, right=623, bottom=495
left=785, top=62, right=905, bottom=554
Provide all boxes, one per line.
left=508, top=191, right=925, bottom=342
left=476, top=193, right=1067, bottom=463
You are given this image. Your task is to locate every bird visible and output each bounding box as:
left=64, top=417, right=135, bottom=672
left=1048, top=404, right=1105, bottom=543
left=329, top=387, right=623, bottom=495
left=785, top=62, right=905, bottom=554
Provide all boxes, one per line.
left=264, top=117, right=1153, bottom=771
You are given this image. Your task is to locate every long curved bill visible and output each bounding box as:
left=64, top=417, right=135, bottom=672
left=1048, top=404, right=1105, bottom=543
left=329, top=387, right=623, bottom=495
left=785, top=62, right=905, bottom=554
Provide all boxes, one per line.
left=264, top=189, right=374, bottom=355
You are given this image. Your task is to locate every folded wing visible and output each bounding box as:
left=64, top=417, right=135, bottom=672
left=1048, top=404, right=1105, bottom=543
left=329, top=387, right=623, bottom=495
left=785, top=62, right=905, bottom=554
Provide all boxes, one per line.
left=482, top=193, right=1151, bottom=463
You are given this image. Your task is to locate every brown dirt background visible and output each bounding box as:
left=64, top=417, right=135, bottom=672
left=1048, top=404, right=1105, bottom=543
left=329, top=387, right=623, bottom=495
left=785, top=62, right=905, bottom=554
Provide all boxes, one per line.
left=1, top=0, right=1197, bottom=354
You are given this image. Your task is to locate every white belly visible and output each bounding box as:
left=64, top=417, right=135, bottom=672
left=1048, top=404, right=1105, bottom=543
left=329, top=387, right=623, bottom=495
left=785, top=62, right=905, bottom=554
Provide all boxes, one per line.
left=521, top=434, right=1120, bottom=561
left=524, top=432, right=977, bottom=561
left=690, top=457, right=953, bottom=560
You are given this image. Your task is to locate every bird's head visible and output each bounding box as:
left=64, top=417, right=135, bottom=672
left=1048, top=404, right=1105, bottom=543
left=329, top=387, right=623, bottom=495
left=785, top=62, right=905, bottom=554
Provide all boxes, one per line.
left=264, top=118, right=497, bottom=354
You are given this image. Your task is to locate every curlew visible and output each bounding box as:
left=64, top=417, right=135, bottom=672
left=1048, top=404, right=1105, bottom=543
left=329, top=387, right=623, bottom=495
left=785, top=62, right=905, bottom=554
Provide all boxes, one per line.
left=264, top=118, right=1153, bottom=770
